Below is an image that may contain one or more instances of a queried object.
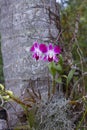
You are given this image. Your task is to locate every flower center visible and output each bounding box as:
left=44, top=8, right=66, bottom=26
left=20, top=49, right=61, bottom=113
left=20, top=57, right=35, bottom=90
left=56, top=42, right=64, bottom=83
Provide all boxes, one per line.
left=36, top=48, right=42, bottom=55
left=36, top=55, right=39, bottom=60
left=48, top=56, right=53, bottom=62
left=48, top=50, right=54, bottom=58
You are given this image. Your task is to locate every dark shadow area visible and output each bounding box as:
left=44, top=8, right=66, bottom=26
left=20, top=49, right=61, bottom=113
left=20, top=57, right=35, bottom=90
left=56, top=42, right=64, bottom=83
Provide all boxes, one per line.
left=0, top=35, right=4, bottom=84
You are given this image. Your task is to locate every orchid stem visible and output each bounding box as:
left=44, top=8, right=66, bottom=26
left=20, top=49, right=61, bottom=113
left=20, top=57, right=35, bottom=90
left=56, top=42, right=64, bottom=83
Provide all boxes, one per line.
left=52, top=76, right=56, bottom=95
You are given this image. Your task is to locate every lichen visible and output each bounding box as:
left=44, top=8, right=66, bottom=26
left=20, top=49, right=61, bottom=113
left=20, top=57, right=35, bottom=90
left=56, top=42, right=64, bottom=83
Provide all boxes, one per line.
left=35, top=95, right=75, bottom=130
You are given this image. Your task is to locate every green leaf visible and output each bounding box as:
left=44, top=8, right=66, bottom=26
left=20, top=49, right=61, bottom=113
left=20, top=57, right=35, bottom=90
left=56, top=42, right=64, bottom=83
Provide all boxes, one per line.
left=2, top=95, right=10, bottom=100
left=62, top=75, right=67, bottom=79
left=59, top=54, right=63, bottom=66
left=67, top=69, right=75, bottom=86
left=55, top=64, right=62, bottom=73
left=27, top=107, right=37, bottom=128
left=0, top=84, right=4, bottom=91
left=55, top=77, right=62, bottom=83
left=48, top=62, right=56, bottom=77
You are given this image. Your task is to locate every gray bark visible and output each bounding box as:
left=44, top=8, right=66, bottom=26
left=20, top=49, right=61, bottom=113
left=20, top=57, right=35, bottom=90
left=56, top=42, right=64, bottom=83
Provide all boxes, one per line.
left=0, top=119, right=8, bottom=130
left=0, top=0, right=58, bottom=126
left=0, top=0, right=58, bottom=94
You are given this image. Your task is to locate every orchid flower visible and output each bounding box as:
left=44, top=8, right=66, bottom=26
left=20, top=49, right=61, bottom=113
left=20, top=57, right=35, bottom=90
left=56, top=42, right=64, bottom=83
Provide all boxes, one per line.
left=30, top=42, right=61, bottom=62
left=44, top=43, right=61, bottom=62
left=30, top=42, right=47, bottom=60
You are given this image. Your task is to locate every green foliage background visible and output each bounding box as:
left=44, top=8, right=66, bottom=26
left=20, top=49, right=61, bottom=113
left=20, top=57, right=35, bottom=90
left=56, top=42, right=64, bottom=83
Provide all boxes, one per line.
left=61, top=0, right=87, bottom=58
left=61, top=0, right=87, bottom=89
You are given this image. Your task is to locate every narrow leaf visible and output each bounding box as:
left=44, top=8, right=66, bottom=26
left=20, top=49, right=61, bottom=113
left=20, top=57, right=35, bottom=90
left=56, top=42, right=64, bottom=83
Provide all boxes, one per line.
left=48, top=62, right=56, bottom=77
left=59, top=54, right=63, bottom=66
left=67, top=69, right=75, bottom=86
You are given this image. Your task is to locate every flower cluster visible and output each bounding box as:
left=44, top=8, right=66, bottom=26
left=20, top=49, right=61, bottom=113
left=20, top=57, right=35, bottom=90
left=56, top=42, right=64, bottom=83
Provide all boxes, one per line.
left=30, top=42, right=61, bottom=62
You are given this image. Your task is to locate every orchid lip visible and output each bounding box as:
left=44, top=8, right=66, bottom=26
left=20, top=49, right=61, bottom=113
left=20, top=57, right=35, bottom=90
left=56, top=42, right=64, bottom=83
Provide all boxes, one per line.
left=48, top=56, right=53, bottom=62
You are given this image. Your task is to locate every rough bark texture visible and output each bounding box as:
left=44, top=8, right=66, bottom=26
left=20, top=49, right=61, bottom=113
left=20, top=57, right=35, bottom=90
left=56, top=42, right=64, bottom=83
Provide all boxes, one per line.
left=0, top=0, right=58, bottom=126
left=0, top=0, right=59, bottom=94
left=0, top=119, right=8, bottom=130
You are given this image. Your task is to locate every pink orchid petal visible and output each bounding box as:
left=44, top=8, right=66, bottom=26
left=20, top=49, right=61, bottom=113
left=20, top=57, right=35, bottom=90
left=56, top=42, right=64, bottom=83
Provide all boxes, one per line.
left=54, top=46, right=61, bottom=54
left=30, top=45, right=35, bottom=52
left=30, top=42, right=39, bottom=52
left=54, top=56, right=59, bottom=62
left=48, top=43, right=53, bottom=50
left=39, top=44, right=47, bottom=53
left=34, top=42, right=39, bottom=47
left=43, top=55, right=47, bottom=61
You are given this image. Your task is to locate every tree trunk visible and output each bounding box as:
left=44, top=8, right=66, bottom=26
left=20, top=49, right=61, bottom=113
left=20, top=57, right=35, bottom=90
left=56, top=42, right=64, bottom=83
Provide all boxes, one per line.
left=0, top=0, right=60, bottom=127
